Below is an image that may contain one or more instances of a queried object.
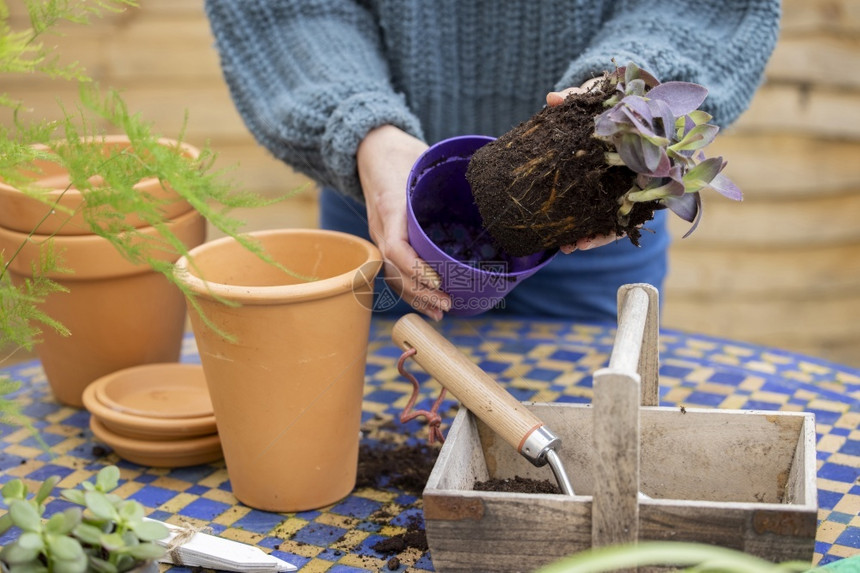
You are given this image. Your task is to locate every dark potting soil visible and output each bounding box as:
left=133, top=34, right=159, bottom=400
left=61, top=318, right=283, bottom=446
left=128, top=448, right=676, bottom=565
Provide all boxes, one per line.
left=356, top=441, right=440, bottom=494
left=421, top=220, right=512, bottom=268
left=466, top=79, right=660, bottom=257
left=474, top=475, right=561, bottom=494
left=370, top=514, right=429, bottom=555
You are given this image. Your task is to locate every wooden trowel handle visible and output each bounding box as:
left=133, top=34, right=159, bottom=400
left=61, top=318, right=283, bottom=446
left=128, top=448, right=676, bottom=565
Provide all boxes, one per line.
left=391, top=313, right=545, bottom=455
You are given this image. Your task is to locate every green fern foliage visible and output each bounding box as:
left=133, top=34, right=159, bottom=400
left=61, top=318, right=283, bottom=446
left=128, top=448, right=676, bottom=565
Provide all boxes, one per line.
left=0, top=0, right=299, bottom=422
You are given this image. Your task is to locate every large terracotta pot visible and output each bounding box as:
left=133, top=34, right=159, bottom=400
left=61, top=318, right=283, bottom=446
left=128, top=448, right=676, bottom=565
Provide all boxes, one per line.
left=174, top=229, right=382, bottom=512
left=0, top=208, right=206, bottom=407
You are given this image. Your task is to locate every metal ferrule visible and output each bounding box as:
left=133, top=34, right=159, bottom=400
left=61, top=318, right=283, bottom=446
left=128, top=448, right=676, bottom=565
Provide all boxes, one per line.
left=519, top=425, right=562, bottom=467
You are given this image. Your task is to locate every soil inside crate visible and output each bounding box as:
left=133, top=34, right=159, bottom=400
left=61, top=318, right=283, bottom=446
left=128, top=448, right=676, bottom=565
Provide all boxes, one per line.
left=474, top=475, right=561, bottom=494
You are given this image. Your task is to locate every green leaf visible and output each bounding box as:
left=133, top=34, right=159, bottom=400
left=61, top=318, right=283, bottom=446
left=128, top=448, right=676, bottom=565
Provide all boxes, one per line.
left=35, top=475, right=60, bottom=504
left=114, top=553, right=136, bottom=572
left=683, top=157, right=724, bottom=192
left=46, top=533, right=85, bottom=561
left=17, top=531, right=45, bottom=552
left=131, top=519, right=169, bottom=541
left=2, top=479, right=27, bottom=501
left=60, top=488, right=86, bottom=506
left=73, top=522, right=104, bottom=545
left=95, top=465, right=120, bottom=492
left=117, top=499, right=143, bottom=522
left=50, top=553, right=89, bottom=573
left=9, top=499, right=43, bottom=532
left=0, top=512, right=15, bottom=535
left=44, top=507, right=82, bottom=535
left=84, top=490, right=119, bottom=521
left=100, top=531, right=127, bottom=551
left=670, top=123, right=719, bottom=152
left=87, top=556, right=119, bottom=573
left=125, top=541, right=166, bottom=560
left=686, top=110, right=713, bottom=126
left=1, top=539, right=41, bottom=564
left=6, top=562, right=51, bottom=573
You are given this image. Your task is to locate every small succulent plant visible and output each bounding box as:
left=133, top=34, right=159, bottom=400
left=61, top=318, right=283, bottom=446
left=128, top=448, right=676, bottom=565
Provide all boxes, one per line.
left=594, top=62, right=742, bottom=237
left=0, top=466, right=168, bottom=573
left=467, top=60, right=741, bottom=257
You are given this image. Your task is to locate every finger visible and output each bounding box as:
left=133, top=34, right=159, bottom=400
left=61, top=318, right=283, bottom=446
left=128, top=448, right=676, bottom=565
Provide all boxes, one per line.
left=546, top=87, right=583, bottom=107
left=576, top=233, right=625, bottom=251
left=385, top=243, right=452, bottom=316
left=560, top=244, right=576, bottom=254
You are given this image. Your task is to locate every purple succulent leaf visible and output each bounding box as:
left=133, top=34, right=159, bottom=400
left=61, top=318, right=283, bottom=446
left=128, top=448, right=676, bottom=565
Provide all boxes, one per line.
left=640, top=138, right=665, bottom=173
left=622, top=95, right=653, bottom=124
left=619, top=62, right=661, bottom=88
left=667, top=163, right=684, bottom=185
left=647, top=81, right=709, bottom=116
left=624, top=62, right=641, bottom=85
left=683, top=156, right=725, bottom=190
left=706, top=172, right=743, bottom=201
left=683, top=193, right=704, bottom=238
left=626, top=78, right=647, bottom=97
left=646, top=98, right=675, bottom=139
left=595, top=111, right=621, bottom=137
left=671, top=123, right=720, bottom=152
left=651, top=149, right=672, bottom=178
left=627, top=178, right=685, bottom=202
left=662, top=192, right=698, bottom=223
left=687, top=110, right=713, bottom=126
left=620, top=106, right=658, bottom=142
left=616, top=133, right=650, bottom=174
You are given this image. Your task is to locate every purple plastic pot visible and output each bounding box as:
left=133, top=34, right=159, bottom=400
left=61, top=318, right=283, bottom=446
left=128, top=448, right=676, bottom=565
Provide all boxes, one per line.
left=406, top=135, right=557, bottom=316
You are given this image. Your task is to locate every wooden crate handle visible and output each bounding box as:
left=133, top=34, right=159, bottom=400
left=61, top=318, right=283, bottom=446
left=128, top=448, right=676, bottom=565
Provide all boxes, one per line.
left=392, top=313, right=546, bottom=455
left=591, top=284, right=660, bottom=561
left=614, top=284, right=660, bottom=407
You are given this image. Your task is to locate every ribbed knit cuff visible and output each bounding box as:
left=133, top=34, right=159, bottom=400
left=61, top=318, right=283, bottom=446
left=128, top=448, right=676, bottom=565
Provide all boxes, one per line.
left=321, top=91, right=425, bottom=201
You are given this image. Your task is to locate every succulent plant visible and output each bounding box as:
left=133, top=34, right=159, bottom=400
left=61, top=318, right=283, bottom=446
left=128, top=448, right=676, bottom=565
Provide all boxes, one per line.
left=594, top=62, right=742, bottom=237
left=0, top=465, right=168, bottom=573
left=467, top=60, right=742, bottom=257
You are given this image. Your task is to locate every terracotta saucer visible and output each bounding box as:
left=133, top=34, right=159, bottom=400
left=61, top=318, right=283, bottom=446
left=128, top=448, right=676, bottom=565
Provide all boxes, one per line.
left=82, top=383, right=217, bottom=440
left=92, top=363, right=213, bottom=419
left=89, top=417, right=222, bottom=468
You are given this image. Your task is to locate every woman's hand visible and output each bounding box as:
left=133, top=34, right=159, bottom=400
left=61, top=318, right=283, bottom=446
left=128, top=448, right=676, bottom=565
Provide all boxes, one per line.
left=547, top=78, right=624, bottom=254
left=357, top=125, right=452, bottom=321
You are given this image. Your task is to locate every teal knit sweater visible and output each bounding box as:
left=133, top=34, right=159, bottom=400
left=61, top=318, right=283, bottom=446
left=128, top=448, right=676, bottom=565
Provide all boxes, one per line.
left=204, top=0, right=780, bottom=202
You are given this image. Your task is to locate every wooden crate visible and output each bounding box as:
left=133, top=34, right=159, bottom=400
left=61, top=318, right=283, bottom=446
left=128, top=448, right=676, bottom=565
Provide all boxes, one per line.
left=422, top=285, right=817, bottom=572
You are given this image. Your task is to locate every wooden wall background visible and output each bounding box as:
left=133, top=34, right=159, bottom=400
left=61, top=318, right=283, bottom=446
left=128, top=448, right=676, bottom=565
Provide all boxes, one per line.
left=4, top=0, right=859, bottom=367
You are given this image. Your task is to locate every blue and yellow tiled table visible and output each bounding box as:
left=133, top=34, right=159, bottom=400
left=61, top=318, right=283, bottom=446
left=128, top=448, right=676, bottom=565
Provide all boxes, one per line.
left=1, top=317, right=859, bottom=571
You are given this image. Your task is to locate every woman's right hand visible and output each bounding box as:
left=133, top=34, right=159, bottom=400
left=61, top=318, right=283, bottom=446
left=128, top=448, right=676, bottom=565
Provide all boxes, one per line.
left=357, top=125, right=452, bottom=321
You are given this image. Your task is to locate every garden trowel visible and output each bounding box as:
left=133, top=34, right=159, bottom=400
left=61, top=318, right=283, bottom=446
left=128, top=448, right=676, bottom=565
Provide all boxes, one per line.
left=391, top=313, right=575, bottom=495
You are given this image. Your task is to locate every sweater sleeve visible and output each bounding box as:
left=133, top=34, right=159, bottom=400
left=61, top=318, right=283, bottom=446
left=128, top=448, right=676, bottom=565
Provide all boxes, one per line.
left=556, top=0, right=781, bottom=128
left=204, top=0, right=424, bottom=200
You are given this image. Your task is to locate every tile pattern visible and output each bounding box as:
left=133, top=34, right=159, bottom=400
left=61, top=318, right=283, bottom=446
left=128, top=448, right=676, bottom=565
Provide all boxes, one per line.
left=1, top=317, right=858, bottom=571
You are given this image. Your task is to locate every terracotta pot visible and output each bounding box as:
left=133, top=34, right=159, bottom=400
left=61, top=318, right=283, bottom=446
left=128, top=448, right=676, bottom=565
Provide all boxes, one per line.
left=0, top=208, right=206, bottom=407
left=174, top=229, right=382, bottom=512
left=0, top=135, right=199, bottom=235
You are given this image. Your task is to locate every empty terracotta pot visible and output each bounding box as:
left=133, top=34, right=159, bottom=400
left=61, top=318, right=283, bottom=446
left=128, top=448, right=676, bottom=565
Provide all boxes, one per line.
left=0, top=136, right=199, bottom=235
left=174, top=229, right=382, bottom=512
left=0, top=208, right=206, bottom=407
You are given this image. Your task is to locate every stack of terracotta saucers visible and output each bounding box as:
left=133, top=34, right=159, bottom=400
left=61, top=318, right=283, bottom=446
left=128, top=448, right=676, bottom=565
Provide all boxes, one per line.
left=82, top=363, right=222, bottom=468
